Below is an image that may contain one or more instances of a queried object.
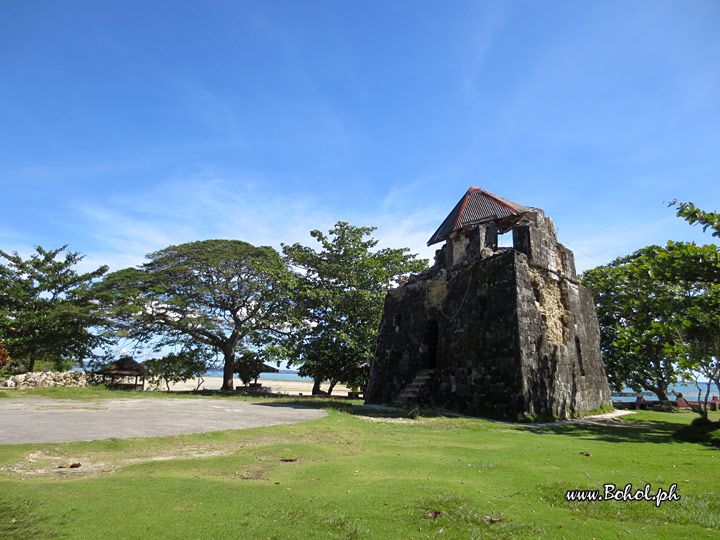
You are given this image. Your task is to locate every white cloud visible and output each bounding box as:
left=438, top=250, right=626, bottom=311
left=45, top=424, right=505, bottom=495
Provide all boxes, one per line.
left=70, top=175, right=341, bottom=272
left=462, top=0, right=510, bottom=95
left=54, top=168, right=455, bottom=278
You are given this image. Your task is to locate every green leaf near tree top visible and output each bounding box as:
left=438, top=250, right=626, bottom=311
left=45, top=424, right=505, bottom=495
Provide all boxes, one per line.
left=671, top=199, right=720, bottom=239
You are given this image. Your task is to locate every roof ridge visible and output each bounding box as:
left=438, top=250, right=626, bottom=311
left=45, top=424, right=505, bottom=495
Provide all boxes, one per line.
left=476, top=188, right=526, bottom=213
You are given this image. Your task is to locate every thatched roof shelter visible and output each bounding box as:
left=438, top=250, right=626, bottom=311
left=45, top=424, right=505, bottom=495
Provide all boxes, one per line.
left=96, top=357, right=149, bottom=390
left=97, top=357, right=150, bottom=376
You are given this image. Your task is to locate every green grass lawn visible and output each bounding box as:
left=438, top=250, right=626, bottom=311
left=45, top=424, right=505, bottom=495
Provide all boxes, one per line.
left=0, top=388, right=718, bottom=539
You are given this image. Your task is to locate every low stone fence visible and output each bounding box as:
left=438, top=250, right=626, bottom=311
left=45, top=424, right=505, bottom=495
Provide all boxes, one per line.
left=1, top=371, right=102, bottom=389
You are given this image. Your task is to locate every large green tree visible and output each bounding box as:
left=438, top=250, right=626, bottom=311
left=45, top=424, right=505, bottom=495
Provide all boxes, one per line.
left=581, top=245, right=690, bottom=400
left=96, top=240, right=292, bottom=391
left=0, top=245, right=108, bottom=372
left=581, top=201, right=720, bottom=406
left=282, top=222, right=427, bottom=394
left=666, top=202, right=720, bottom=416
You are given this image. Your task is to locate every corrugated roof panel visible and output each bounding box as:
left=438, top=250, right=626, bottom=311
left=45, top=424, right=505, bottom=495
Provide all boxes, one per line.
left=427, top=187, right=530, bottom=246
left=457, top=192, right=514, bottom=230
left=428, top=198, right=464, bottom=244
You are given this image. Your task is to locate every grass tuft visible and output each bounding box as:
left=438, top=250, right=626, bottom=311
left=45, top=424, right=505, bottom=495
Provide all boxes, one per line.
left=413, top=493, right=540, bottom=538
left=0, top=498, right=59, bottom=540
left=321, top=513, right=369, bottom=539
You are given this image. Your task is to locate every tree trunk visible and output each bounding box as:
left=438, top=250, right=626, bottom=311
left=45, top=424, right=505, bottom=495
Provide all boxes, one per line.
left=311, top=378, right=323, bottom=395
left=641, top=352, right=670, bottom=401
left=221, top=350, right=235, bottom=391
left=640, top=381, right=668, bottom=401
left=652, top=388, right=668, bottom=401
left=328, top=381, right=337, bottom=395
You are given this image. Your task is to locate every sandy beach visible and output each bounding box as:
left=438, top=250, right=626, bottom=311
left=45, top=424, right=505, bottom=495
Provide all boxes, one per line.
left=161, top=376, right=353, bottom=397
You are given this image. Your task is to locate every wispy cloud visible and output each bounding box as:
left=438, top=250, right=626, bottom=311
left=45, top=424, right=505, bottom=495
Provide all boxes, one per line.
left=52, top=167, right=452, bottom=276
left=461, top=0, right=510, bottom=95
left=69, top=175, right=341, bottom=271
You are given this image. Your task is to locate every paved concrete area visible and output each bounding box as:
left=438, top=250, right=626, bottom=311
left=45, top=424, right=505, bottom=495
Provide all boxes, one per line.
left=0, top=398, right=326, bottom=444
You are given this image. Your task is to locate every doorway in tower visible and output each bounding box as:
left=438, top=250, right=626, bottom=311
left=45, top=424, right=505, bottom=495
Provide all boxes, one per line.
left=425, top=318, right=439, bottom=369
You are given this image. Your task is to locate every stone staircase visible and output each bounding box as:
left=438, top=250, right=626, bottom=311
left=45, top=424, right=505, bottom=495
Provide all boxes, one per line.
left=394, top=369, right=436, bottom=406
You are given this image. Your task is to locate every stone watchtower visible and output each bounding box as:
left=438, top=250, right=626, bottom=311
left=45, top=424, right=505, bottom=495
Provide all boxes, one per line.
left=365, top=187, right=611, bottom=420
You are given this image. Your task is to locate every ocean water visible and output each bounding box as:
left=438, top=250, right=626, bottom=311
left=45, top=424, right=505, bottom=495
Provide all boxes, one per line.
left=613, top=382, right=719, bottom=402
left=202, top=369, right=314, bottom=382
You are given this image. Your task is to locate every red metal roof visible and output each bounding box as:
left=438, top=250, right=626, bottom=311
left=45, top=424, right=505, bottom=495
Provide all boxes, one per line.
left=427, top=187, right=531, bottom=246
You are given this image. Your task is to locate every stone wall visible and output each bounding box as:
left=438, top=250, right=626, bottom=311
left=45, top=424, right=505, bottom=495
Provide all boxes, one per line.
left=1, top=371, right=102, bottom=388
left=365, top=213, right=611, bottom=420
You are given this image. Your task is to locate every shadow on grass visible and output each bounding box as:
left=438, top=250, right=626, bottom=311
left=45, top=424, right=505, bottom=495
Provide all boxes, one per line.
left=673, top=419, right=720, bottom=448
left=253, top=399, right=355, bottom=411
left=253, top=398, right=454, bottom=419
left=524, top=420, right=693, bottom=446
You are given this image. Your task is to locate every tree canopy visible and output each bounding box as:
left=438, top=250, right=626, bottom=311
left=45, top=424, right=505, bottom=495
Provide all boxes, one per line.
left=145, top=351, right=208, bottom=392
left=282, top=222, right=427, bottom=394
left=666, top=202, right=720, bottom=415
left=581, top=245, right=693, bottom=400
left=581, top=201, right=720, bottom=411
left=0, top=245, right=108, bottom=372
left=96, top=239, right=292, bottom=390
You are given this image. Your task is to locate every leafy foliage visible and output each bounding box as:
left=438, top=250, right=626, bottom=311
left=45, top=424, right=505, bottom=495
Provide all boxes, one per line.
left=233, top=348, right=273, bottom=385
left=282, top=222, right=427, bottom=393
left=666, top=201, right=720, bottom=416
left=582, top=202, right=720, bottom=410
left=96, top=240, right=292, bottom=390
left=582, top=245, right=697, bottom=400
left=0, top=246, right=108, bottom=372
left=145, top=351, right=208, bottom=391
left=671, top=199, right=720, bottom=239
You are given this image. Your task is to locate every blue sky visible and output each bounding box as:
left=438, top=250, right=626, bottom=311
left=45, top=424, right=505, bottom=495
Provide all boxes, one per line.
left=2, top=0, right=719, bottom=275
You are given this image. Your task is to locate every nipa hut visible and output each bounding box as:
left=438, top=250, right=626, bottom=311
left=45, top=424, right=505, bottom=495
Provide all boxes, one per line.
left=96, top=357, right=150, bottom=390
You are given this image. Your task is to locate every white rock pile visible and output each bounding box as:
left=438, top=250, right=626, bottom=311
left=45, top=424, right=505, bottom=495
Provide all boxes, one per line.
left=1, top=371, right=99, bottom=388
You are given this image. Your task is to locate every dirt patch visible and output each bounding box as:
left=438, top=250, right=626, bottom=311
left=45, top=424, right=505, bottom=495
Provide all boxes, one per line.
left=0, top=447, right=238, bottom=478
left=359, top=416, right=415, bottom=424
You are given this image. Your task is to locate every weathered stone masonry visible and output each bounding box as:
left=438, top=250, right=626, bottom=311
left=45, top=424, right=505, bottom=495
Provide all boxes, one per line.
left=365, top=189, right=611, bottom=419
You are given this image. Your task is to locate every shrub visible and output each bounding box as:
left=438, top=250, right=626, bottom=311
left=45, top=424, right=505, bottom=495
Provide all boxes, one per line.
left=673, top=418, right=720, bottom=448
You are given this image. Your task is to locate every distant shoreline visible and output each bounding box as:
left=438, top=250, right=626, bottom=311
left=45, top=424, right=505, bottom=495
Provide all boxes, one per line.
left=201, top=370, right=315, bottom=383
left=164, top=375, right=352, bottom=397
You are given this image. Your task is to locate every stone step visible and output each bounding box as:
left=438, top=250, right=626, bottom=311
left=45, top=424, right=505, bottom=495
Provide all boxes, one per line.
left=394, top=369, right=437, bottom=405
